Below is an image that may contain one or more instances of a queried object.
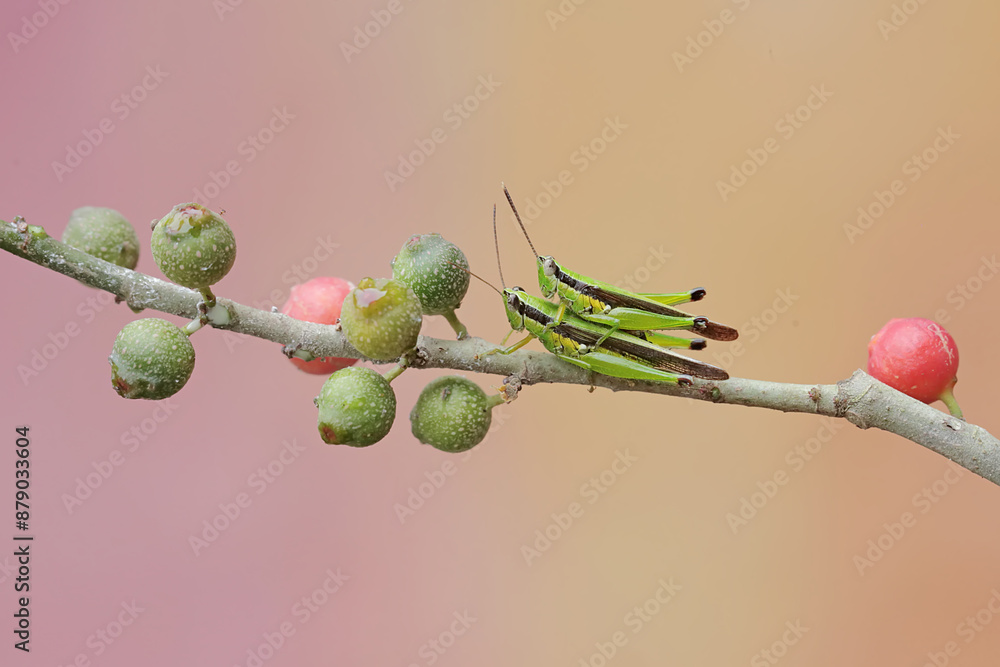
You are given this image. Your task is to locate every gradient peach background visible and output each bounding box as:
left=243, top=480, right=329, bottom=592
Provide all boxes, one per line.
left=3, top=1, right=1000, bottom=665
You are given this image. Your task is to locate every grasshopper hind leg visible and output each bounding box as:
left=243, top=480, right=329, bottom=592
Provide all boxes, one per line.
left=638, top=287, right=707, bottom=306
left=556, top=351, right=693, bottom=385
left=630, top=331, right=707, bottom=351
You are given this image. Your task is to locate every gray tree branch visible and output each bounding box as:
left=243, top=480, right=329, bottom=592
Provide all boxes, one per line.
left=4, top=219, right=999, bottom=487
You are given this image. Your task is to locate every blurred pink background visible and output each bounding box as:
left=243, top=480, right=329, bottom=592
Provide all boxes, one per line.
left=3, top=1, right=1000, bottom=665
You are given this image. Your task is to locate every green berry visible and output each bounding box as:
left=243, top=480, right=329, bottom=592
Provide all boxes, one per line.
left=150, top=203, right=236, bottom=289
left=391, top=234, right=470, bottom=315
left=340, top=277, right=422, bottom=361
left=62, top=206, right=139, bottom=269
left=410, top=376, right=497, bottom=453
left=109, top=318, right=195, bottom=400
left=315, top=367, right=397, bottom=446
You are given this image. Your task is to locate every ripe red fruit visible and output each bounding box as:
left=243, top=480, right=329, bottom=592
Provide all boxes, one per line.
left=867, top=317, right=962, bottom=417
left=281, top=277, right=357, bottom=375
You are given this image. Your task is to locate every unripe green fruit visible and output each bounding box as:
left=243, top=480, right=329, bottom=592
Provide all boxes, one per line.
left=151, top=203, right=236, bottom=289
left=410, top=376, right=495, bottom=453
left=391, top=233, right=470, bottom=315
left=340, top=277, right=422, bottom=361
left=62, top=206, right=139, bottom=269
left=109, top=318, right=195, bottom=400
left=315, top=367, right=397, bottom=446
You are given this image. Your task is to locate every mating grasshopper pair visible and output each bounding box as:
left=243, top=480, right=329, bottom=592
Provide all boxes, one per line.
left=478, top=186, right=738, bottom=385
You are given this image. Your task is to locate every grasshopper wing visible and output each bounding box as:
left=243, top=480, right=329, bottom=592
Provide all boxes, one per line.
left=554, top=322, right=729, bottom=381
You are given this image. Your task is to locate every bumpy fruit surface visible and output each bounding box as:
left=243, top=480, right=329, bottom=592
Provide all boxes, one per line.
left=151, top=203, right=236, bottom=289
left=109, top=318, right=195, bottom=400
left=391, top=233, right=470, bottom=315
left=62, top=206, right=139, bottom=269
left=340, top=277, right=422, bottom=360
left=410, top=376, right=494, bottom=453
left=316, top=367, right=396, bottom=446
left=281, top=277, right=357, bottom=375
left=867, top=317, right=961, bottom=413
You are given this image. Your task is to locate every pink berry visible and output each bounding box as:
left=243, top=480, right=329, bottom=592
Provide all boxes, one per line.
left=281, top=277, right=357, bottom=375
left=867, top=317, right=962, bottom=417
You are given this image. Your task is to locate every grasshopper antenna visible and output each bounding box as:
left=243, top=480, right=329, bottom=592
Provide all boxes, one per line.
left=445, top=205, right=506, bottom=296
left=502, top=182, right=539, bottom=260
left=493, top=203, right=509, bottom=290
left=446, top=259, right=501, bottom=296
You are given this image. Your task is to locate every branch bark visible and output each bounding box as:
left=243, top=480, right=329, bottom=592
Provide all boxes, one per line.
left=4, top=219, right=999, bottom=487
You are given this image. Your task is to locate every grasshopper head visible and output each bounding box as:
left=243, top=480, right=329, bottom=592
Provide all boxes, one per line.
left=502, top=287, right=528, bottom=331
left=537, top=256, right=559, bottom=297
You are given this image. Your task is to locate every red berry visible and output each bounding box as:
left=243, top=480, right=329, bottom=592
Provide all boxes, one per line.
left=867, top=317, right=962, bottom=416
left=281, top=277, right=357, bottom=375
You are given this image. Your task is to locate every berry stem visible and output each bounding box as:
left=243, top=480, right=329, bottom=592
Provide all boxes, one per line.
left=382, top=362, right=408, bottom=384
left=442, top=309, right=468, bottom=340
left=199, top=286, right=217, bottom=308
left=183, top=318, right=204, bottom=336
left=939, top=384, right=964, bottom=420
left=486, top=392, right=507, bottom=409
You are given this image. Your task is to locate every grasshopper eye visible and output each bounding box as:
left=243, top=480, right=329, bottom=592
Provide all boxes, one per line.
left=542, top=257, right=557, bottom=276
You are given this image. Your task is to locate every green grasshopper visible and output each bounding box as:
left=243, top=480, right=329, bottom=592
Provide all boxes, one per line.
left=491, top=284, right=729, bottom=385
left=502, top=184, right=739, bottom=349
left=469, top=206, right=729, bottom=386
